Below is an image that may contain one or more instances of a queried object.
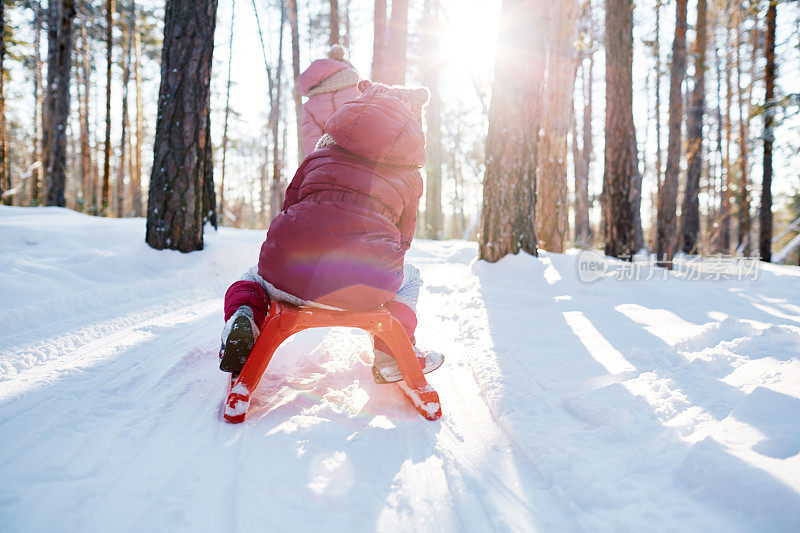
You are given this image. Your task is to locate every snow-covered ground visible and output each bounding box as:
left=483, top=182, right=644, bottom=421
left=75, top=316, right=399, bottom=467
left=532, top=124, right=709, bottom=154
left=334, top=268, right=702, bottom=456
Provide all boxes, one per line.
left=1, top=206, right=799, bottom=532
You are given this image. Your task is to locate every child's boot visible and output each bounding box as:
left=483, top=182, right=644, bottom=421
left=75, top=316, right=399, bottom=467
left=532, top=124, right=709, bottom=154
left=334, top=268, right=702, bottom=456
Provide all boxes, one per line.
left=219, top=306, right=260, bottom=374
left=371, top=343, right=444, bottom=384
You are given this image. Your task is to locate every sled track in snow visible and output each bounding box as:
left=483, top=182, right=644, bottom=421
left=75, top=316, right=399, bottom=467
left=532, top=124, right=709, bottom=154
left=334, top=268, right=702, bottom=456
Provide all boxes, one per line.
left=0, top=290, right=221, bottom=402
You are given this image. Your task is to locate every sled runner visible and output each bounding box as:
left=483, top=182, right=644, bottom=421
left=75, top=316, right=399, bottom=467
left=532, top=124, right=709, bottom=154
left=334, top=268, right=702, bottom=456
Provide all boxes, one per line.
left=223, top=301, right=442, bottom=423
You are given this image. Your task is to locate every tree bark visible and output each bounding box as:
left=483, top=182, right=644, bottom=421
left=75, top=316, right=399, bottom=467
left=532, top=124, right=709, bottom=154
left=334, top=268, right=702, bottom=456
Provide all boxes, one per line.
left=735, top=8, right=752, bottom=254
left=43, top=0, right=76, bottom=207
left=202, top=110, right=216, bottom=228
left=42, top=0, right=59, bottom=200
left=220, top=0, right=236, bottom=224
left=631, top=131, right=644, bottom=251
left=145, top=0, right=218, bottom=252
left=101, top=0, right=114, bottom=214
left=480, top=0, right=547, bottom=262
left=270, top=4, right=286, bottom=222
left=423, top=0, right=442, bottom=239
left=131, top=2, right=143, bottom=217
left=575, top=36, right=593, bottom=248
left=371, top=0, right=387, bottom=81
left=680, top=0, right=707, bottom=254
left=759, top=1, right=776, bottom=261
left=286, top=0, right=303, bottom=163
left=382, top=0, right=407, bottom=85
left=603, top=0, right=640, bottom=259
left=116, top=14, right=132, bottom=217
left=329, top=0, right=340, bottom=45
left=571, top=93, right=584, bottom=245
left=536, top=0, right=579, bottom=253
left=654, top=0, right=662, bottom=190
left=720, top=15, right=733, bottom=252
left=31, top=1, right=45, bottom=205
left=78, top=23, right=92, bottom=212
left=0, top=0, right=9, bottom=205
left=712, top=7, right=726, bottom=252
left=655, top=0, right=687, bottom=266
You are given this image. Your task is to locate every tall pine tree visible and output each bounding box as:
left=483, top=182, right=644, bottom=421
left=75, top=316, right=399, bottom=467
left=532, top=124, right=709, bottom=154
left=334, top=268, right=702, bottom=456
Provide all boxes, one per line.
left=145, top=0, right=217, bottom=252
left=656, top=0, right=688, bottom=266
left=480, top=0, right=548, bottom=262
left=602, top=0, right=640, bottom=259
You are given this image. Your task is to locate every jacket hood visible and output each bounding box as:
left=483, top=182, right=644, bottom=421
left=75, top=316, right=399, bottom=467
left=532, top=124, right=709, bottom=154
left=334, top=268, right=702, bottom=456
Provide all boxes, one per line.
left=298, top=59, right=350, bottom=96
left=324, top=93, right=426, bottom=167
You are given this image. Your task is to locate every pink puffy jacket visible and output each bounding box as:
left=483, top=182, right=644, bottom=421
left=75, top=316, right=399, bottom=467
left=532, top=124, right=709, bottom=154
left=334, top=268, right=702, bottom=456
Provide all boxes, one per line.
left=258, top=90, right=425, bottom=311
left=298, top=58, right=360, bottom=157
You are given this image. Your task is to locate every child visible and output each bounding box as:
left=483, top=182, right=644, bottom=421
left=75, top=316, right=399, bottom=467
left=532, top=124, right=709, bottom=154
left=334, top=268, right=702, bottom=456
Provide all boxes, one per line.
left=220, top=80, right=444, bottom=384
left=298, top=44, right=360, bottom=157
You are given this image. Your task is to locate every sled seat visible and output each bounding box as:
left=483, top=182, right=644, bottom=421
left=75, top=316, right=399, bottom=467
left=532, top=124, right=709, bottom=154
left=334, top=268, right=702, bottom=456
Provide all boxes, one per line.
left=223, top=301, right=442, bottom=423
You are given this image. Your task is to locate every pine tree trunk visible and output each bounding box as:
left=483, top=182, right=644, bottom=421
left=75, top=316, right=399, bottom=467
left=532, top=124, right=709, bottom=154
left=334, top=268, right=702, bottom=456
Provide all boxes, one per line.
left=654, top=0, right=662, bottom=190
left=759, top=1, right=776, bottom=261
left=631, top=131, right=644, bottom=251
left=576, top=46, right=593, bottom=247
left=270, top=4, right=286, bottom=222
left=145, top=0, right=218, bottom=252
left=202, top=110, right=216, bottom=228
left=571, top=93, right=584, bottom=245
left=537, top=0, right=579, bottom=253
left=655, top=0, right=687, bottom=266
left=721, top=17, right=733, bottom=252
left=260, top=142, right=269, bottom=225
left=131, top=2, right=143, bottom=217
left=0, top=0, right=10, bottom=205
left=287, top=0, right=303, bottom=163
left=43, top=0, right=76, bottom=207
left=78, top=23, right=92, bottom=212
left=712, top=9, right=726, bottom=252
left=101, top=0, right=114, bottom=214
left=329, top=0, right=340, bottom=45
left=745, top=13, right=757, bottom=249
left=680, top=0, right=707, bottom=254
left=42, top=0, right=59, bottom=199
left=571, top=0, right=592, bottom=249
left=86, top=29, right=98, bottom=213
left=371, top=0, right=387, bottom=81
left=31, top=1, right=45, bottom=205
left=383, top=0, right=407, bottom=85
left=735, top=9, right=751, bottom=253
left=423, top=0, right=442, bottom=239
left=220, top=0, right=236, bottom=224
left=480, top=0, right=547, bottom=262
left=116, top=14, right=132, bottom=218
left=603, top=0, right=640, bottom=259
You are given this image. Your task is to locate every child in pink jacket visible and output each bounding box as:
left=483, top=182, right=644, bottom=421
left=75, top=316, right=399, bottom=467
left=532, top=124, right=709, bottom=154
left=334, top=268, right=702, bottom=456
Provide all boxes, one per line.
left=219, top=81, right=444, bottom=384
left=298, top=45, right=360, bottom=157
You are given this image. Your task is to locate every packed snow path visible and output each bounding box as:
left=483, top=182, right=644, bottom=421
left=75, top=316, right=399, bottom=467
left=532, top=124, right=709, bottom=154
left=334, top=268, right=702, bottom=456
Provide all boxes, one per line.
left=1, top=207, right=799, bottom=531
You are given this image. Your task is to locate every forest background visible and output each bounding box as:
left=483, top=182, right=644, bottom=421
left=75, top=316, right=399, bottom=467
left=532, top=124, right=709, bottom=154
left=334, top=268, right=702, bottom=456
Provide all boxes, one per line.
left=1, top=0, right=799, bottom=263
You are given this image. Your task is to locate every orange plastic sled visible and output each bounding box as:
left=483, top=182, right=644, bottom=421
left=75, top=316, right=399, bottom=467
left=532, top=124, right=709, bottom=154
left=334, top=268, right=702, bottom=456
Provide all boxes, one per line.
left=223, top=301, right=442, bottom=423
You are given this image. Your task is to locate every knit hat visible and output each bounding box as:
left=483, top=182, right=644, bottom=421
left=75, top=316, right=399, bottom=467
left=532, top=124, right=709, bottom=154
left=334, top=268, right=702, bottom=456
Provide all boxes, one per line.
left=356, top=80, right=430, bottom=124
left=307, top=45, right=360, bottom=96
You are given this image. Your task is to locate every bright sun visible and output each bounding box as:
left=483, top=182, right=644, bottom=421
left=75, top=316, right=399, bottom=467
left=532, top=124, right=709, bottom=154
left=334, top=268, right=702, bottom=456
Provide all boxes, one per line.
left=438, top=0, right=500, bottom=83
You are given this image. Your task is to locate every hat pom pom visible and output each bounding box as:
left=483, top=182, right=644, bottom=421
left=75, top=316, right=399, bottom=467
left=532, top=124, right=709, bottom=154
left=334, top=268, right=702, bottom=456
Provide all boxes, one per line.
left=328, top=44, right=346, bottom=61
